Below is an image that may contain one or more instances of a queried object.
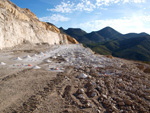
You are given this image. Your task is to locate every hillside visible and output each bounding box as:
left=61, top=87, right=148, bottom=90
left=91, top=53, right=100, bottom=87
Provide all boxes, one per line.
left=60, top=26, right=124, bottom=43
left=87, top=36, right=150, bottom=61
left=0, top=0, right=78, bottom=49
left=60, top=27, right=150, bottom=61
left=60, top=27, right=87, bottom=39
left=59, top=27, right=89, bottom=43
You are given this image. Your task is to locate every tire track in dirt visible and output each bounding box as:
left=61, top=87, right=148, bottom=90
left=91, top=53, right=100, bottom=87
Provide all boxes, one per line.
left=5, top=72, right=65, bottom=113
left=1, top=68, right=32, bottom=82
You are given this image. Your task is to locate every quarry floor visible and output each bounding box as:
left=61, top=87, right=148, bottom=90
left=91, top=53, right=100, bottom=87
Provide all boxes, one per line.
left=0, top=43, right=150, bottom=113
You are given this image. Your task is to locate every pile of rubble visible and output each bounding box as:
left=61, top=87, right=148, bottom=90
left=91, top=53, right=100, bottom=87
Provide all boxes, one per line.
left=0, top=44, right=150, bottom=113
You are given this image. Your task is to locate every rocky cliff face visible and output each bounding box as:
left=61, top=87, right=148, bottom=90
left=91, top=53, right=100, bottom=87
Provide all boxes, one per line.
left=0, top=0, right=78, bottom=49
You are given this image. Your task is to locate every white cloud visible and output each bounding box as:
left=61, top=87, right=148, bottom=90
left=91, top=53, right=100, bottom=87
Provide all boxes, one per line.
left=48, top=0, right=146, bottom=13
left=48, top=0, right=96, bottom=13
left=123, top=0, right=146, bottom=3
left=96, top=0, right=145, bottom=6
left=96, top=0, right=120, bottom=6
left=142, top=15, right=150, bottom=21
left=39, top=14, right=70, bottom=23
left=76, top=15, right=150, bottom=33
left=75, top=0, right=96, bottom=12
left=47, top=1, right=74, bottom=13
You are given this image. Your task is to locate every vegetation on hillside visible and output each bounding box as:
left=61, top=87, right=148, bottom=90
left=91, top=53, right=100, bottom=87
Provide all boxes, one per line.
left=59, top=26, right=150, bottom=61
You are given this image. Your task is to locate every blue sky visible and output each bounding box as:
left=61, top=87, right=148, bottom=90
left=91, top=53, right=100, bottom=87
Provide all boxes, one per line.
left=10, top=0, right=150, bottom=34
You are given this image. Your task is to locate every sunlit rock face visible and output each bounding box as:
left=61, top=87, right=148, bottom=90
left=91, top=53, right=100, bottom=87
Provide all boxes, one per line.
left=0, top=0, right=78, bottom=49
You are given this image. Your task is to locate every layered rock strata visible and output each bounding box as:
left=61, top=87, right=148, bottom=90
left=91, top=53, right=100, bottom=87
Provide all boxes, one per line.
left=0, top=0, right=78, bottom=49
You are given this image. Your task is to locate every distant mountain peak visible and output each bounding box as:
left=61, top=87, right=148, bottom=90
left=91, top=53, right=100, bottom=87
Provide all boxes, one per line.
left=67, top=28, right=81, bottom=30
left=99, top=26, right=120, bottom=33
left=59, top=27, right=64, bottom=29
left=59, top=27, right=87, bottom=39
left=96, top=26, right=123, bottom=39
left=103, top=26, right=114, bottom=29
left=67, top=28, right=87, bottom=33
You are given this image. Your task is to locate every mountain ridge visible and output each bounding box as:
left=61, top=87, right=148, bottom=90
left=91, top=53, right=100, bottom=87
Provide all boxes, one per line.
left=59, top=26, right=150, bottom=61
left=60, top=26, right=150, bottom=44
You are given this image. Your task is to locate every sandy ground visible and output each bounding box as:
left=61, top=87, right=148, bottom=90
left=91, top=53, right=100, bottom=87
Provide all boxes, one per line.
left=0, top=43, right=150, bottom=113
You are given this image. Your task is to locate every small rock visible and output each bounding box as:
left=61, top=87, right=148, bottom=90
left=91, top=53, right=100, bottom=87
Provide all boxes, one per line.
left=15, top=57, right=23, bottom=61
left=86, top=90, right=97, bottom=98
left=119, top=83, right=125, bottom=88
left=139, top=106, right=146, bottom=112
left=63, top=109, right=72, bottom=113
left=84, top=102, right=92, bottom=108
left=91, top=91, right=97, bottom=97
left=124, top=99, right=133, bottom=106
left=112, top=105, right=119, bottom=112
left=76, top=88, right=84, bottom=94
left=118, top=79, right=122, bottom=82
left=24, top=55, right=31, bottom=59
left=33, top=54, right=38, bottom=57
left=121, top=64, right=127, bottom=68
left=96, top=86, right=101, bottom=91
left=129, top=110, right=134, bottom=113
left=45, top=59, right=51, bottom=63
left=0, top=62, right=6, bottom=65
left=74, top=85, right=79, bottom=88
left=144, top=67, right=150, bottom=73
left=85, top=67, right=90, bottom=73
left=40, top=52, right=44, bottom=55
left=77, top=73, right=88, bottom=79
left=102, top=94, right=107, bottom=99
left=137, top=64, right=145, bottom=70
left=87, top=75, right=92, bottom=79
left=120, top=110, right=124, bottom=113
left=33, top=66, right=41, bottom=69
left=118, top=102, right=125, bottom=106
left=96, top=80, right=100, bottom=84
left=145, top=96, right=150, bottom=100
left=97, top=109, right=101, bottom=113
left=77, top=94, right=85, bottom=99
left=85, top=81, right=95, bottom=89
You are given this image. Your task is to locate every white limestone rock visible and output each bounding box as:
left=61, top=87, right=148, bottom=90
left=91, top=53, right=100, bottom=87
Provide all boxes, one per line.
left=0, top=0, right=78, bottom=49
